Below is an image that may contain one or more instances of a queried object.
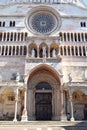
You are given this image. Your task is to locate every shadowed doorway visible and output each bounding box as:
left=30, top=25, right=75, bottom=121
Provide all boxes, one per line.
left=35, top=82, right=52, bottom=120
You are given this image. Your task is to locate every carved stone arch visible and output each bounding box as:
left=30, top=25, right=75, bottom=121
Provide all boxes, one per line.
left=71, top=88, right=86, bottom=96
left=72, top=90, right=84, bottom=100
left=27, top=64, right=61, bottom=87
left=28, top=73, right=59, bottom=90
left=0, top=86, right=15, bottom=95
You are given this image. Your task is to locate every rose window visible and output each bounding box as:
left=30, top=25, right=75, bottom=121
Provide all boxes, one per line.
left=26, top=8, right=61, bottom=35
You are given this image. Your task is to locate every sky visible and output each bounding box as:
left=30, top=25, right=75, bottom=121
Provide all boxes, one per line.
left=83, top=0, right=87, bottom=5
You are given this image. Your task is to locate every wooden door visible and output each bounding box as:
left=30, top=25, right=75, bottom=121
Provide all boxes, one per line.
left=35, top=93, right=52, bottom=120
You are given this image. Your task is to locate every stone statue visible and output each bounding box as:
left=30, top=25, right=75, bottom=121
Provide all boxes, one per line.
left=0, top=75, right=2, bottom=82
left=42, top=46, right=46, bottom=57
left=52, top=48, right=56, bottom=57
left=16, top=72, right=20, bottom=82
left=68, top=73, right=72, bottom=83
left=31, top=48, right=35, bottom=57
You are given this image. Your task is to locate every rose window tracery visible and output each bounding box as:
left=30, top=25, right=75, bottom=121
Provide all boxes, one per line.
left=31, top=13, right=55, bottom=34
left=26, top=7, right=61, bottom=35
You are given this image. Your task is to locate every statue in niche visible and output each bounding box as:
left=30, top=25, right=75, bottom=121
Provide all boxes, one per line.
left=16, top=72, right=20, bottom=82
left=52, top=48, right=56, bottom=57
left=31, top=48, right=35, bottom=57
left=42, top=46, right=46, bottom=58
left=0, top=75, right=2, bottom=82
left=68, top=73, right=72, bottom=83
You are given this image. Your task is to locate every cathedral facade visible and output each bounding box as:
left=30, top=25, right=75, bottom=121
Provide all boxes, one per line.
left=0, top=0, right=87, bottom=121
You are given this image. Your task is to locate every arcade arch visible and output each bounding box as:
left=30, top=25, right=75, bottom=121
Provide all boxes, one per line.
left=72, top=90, right=87, bottom=120
left=0, top=88, right=15, bottom=120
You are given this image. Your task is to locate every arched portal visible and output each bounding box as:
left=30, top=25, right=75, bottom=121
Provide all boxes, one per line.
left=27, top=64, right=62, bottom=121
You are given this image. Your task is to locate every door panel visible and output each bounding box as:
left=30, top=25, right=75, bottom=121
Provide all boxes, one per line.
left=35, top=93, right=52, bottom=120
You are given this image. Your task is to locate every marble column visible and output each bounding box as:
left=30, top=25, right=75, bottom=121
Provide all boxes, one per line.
left=78, top=46, right=80, bottom=56
left=21, top=87, right=28, bottom=121
left=69, top=93, right=75, bottom=121
left=5, top=33, right=7, bottom=41
left=74, top=46, right=76, bottom=56
left=7, top=46, right=9, bottom=56
left=9, top=33, right=11, bottom=41
left=16, top=33, right=18, bottom=41
left=13, top=33, right=14, bottom=41
left=4, top=46, right=6, bottom=56
left=62, top=33, right=64, bottom=42
left=81, top=46, right=83, bottom=56
left=80, top=33, right=82, bottom=42
left=13, top=88, right=18, bottom=122
left=23, top=33, right=25, bottom=41
left=60, top=90, right=67, bottom=121
left=0, top=46, right=2, bottom=56
left=83, top=33, right=86, bottom=42
left=70, top=46, right=72, bottom=56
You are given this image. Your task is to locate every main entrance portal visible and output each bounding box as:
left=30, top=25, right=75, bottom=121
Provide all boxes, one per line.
left=35, top=82, right=52, bottom=120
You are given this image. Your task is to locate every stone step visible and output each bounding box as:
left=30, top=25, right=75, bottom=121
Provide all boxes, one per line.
left=0, top=121, right=86, bottom=127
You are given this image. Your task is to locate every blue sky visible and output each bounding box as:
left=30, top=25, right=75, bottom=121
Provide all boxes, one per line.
left=83, top=0, right=87, bottom=5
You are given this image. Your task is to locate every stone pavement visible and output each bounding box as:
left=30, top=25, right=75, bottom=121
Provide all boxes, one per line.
left=0, top=121, right=87, bottom=130
left=0, top=126, right=87, bottom=130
